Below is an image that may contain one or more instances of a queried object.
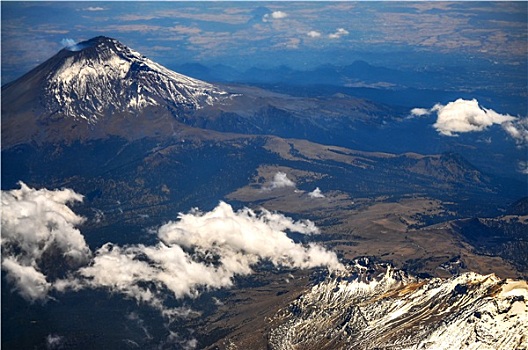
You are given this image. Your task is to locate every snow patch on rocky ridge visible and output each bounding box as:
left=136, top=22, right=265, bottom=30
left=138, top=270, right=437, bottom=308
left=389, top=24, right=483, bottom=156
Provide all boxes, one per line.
left=46, top=37, right=228, bottom=124
left=269, top=260, right=527, bottom=350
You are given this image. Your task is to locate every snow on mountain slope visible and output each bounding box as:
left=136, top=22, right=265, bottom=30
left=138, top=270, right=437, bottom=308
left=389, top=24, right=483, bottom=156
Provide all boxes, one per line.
left=1, top=35, right=398, bottom=149
left=268, top=259, right=527, bottom=350
left=44, top=36, right=228, bottom=123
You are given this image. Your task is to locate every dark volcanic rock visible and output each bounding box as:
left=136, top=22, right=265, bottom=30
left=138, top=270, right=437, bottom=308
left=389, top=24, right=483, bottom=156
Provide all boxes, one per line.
left=451, top=216, right=528, bottom=274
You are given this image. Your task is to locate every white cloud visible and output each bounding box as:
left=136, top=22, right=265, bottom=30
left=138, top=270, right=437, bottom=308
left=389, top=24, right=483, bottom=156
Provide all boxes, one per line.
left=502, top=117, right=528, bottom=146
left=307, top=31, right=322, bottom=38
left=1, top=182, right=91, bottom=302
left=159, top=202, right=324, bottom=263
left=164, top=331, right=198, bottom=350
left=411, top=98, right=518, bottom=137
left=271, top=11, right=288, bottom=19
left=431, top=99, right=516, bottom=136
left=181, top=338, right=198, bottom=350
left=78, top=201, right=341, bottom=310
left=308, top=187, right=325, bottom=198
left=263, top=11, right=288, bottom=22
left=517, top=161, right=528, bottom=174
left=84, top=6, right=105, bottom=11
left=46, top=334, right=64, bottom=349
left=410, top=107, right=430, bottom=117
left=60, top=38, right=76, bottom=48
left=2, top=183, right=342, bottom=312
left=2, top=258, right=51, bottom=302
left=329, top=28, right=349, bottom=39
left=269, top=171, right=296, bottom=189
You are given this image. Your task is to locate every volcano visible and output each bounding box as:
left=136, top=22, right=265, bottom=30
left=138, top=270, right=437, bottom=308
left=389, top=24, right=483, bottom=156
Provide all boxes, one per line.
left=2, top=36, right=399, bottom=150
left=1, top=36, right=231, bottom=146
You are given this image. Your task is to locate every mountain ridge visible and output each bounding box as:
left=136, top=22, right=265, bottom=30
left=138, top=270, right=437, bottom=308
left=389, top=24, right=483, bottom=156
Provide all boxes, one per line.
left=1, top=36, right=397, bottom=150
left=266, top=261, right=527, bottom=350
left=1, top=36, right=231, bottom=147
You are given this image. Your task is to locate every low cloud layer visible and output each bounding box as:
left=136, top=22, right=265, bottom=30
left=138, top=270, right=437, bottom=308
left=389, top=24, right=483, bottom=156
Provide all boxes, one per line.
left=60, top=38, right=77, bottom=48
left=79, top=201, right=341, bottom=310
left=307, top=31, right=322, bottom=38
left=329, top=28, right=349, bottom=39
left=269, top=171, right=296, bottom=189
left=260, top=172, right=297, bottom=192
left=84, top=6, right=105, bottom=12
left=502, top=117, right=528, bottom=146
left=308, top=187, right=325, bottom=198
left=410, top=99, right=523, bottom=140
left=2, top=184, right=342, bottom=313
left=263, top=11, right=288, bottom=22
left=1, top=182, right=91, bottom=301
left=517, top=160, right=528, bottom=174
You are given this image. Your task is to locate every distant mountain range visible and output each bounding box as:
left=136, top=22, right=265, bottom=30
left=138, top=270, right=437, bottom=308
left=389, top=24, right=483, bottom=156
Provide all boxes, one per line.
left=1, top=36, right=400, bottom=151
left=174, top=60, right=414, bottom=86
left=3, top=36, right=525, bottom=179
left=171, top=60, right=527, bottom=113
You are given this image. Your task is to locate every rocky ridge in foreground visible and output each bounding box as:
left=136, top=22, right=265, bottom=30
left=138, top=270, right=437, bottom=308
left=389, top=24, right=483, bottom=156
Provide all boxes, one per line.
left=266, top=259, right=527, bottom=350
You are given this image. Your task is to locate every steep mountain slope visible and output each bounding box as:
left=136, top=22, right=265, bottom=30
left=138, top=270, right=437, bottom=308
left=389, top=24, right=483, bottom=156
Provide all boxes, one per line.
left=1, top=36, right=394, bottom=150
left=1, top=36, right=231, bottom=146
left=267, top=260, right=527, bottom=350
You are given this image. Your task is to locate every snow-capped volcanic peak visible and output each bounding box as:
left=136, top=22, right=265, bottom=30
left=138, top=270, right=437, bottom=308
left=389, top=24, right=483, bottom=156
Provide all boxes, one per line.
left=46, top=36, right=227, bottom=123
